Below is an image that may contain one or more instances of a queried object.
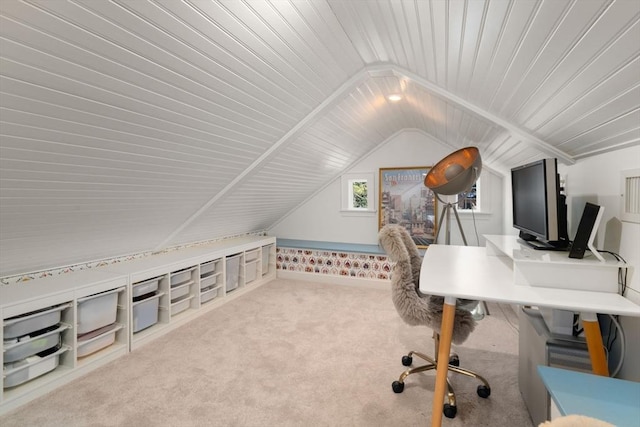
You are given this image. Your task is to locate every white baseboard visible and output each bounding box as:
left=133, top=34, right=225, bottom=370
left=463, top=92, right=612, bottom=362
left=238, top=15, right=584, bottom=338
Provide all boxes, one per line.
left=276, top=270, right=389, bottom=290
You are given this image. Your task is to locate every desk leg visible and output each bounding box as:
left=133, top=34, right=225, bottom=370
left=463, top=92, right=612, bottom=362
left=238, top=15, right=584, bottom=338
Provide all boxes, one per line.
left=431, top=296, right=457, bottom=427
left=581, top=312, right=609, bottom=377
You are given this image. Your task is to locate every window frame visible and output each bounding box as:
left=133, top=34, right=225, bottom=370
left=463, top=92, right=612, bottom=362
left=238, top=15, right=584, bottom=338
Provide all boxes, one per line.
left=456, top=182, right=480, bottom=211
left=341, top=172, right=376, bottom=213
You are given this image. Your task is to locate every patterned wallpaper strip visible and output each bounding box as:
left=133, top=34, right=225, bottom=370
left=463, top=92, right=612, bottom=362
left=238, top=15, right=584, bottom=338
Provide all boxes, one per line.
left=276, top=247, right=392, bottom=280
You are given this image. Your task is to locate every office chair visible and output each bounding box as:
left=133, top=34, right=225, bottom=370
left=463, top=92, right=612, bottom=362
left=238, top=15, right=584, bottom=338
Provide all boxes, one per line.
left=379, top=224, right=491, bottom=419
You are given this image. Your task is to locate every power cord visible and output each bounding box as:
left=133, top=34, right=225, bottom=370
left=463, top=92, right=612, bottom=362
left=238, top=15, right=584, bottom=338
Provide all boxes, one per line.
left=460, top=192, right=481, bottom=246
left=594, top=249, right=628, bottom=377
left=606, top=314, right=625, bottom=378
left=596, top=249, right=628, bottom=296
left=471, top=203, right=480, bottom=246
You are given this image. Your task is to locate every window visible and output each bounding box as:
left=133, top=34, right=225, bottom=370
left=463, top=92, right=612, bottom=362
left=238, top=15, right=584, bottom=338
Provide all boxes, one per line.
left=349, top=179, right=368, bottom=209
left=341, top=172, right=375, bottom=213
left=456, top=183, right=479, bottom=211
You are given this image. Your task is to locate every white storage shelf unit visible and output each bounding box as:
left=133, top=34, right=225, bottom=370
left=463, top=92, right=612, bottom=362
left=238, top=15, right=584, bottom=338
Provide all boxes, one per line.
left=244, top=248, right=260, bottom=285
left=200, top=259, right=223, bottom=304
left=0, top=235, right=276, bottom=415
left=169, top=267, right=197, bottom=317
left=262, top=244, right=275, bottom=277
left=100, top=235, right=276, bottom=350
left=0, top=270, right=128, bottom=414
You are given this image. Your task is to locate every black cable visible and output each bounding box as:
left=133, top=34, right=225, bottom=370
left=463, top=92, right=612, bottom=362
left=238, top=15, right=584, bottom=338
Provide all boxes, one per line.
left=596, top=249, right=628, bottom=296
left=608, top=317, right=619, bottom=351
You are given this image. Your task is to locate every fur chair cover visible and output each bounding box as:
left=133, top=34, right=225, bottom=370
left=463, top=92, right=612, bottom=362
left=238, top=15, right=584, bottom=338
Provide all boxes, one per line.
left=378, top=224, right=476, bottom=344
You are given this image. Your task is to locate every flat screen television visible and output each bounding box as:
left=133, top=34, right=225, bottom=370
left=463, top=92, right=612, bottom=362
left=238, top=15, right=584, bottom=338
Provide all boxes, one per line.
left=511, top=158, right=569, bottom=250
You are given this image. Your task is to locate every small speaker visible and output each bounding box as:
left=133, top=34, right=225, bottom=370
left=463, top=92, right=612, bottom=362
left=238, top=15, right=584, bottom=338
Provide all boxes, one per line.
left=568, top=202, right=603, bottom=259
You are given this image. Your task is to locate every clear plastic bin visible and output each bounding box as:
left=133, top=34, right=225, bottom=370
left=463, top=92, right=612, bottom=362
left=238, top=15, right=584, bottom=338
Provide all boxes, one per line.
left=3, top=324, right=69, bottom=363
left=3, top=303, right=71, bottom=339
left=245, top=249, right=259, bottom=262
left=171, top=268, right=194, bottom=287
left=132, top=292, right=163, bottom=333
left=262, top=245, right=271, bottom=275
left=171, top=295, right=193, bottom=316
left=245, top=262, right=258, bottom=283
left=200, top=274, right=218, bottom=290
left=225, top=255, right=241, bottom=292
left=77, top=288, right=123, bottom=335
left=3, top=345, right=70, bottom=388
left=170, top=282, right=191, bottom=302
left=77, top=323, right=123, bottom=358
left=200, top=261, right=218, bottom=276
left=132, top=277, right=160, bottom=298
left=200, top=287, right=219, bottom=304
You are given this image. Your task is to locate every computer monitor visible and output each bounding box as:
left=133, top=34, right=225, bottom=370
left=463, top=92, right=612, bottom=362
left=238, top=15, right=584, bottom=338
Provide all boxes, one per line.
left=511, top=158, right=569, bottom=250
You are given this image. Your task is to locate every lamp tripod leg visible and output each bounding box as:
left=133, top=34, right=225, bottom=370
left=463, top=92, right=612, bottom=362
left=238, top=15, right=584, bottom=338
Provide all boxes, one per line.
left=434, top=204, right=448, bottom=244
left=452, top=205, right=467, bottom=246
left=452, top=202, right=491, bottom=316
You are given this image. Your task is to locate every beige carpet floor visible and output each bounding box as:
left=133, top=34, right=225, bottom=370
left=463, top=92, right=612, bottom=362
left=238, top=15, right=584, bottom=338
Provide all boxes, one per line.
left=1, top=278, right=534, bottom=427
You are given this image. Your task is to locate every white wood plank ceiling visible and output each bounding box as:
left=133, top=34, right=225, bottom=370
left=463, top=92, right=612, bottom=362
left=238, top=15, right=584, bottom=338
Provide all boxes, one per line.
left=1, top=0, right=638, bottom=276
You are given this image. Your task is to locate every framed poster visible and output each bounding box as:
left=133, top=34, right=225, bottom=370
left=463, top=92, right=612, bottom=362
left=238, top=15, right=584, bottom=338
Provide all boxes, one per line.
left=379, top=166, right=437, bottom=248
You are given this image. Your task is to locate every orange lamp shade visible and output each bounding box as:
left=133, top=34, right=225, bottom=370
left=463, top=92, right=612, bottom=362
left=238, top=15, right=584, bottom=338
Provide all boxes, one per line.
left=425, top=147, right=482, bottom=195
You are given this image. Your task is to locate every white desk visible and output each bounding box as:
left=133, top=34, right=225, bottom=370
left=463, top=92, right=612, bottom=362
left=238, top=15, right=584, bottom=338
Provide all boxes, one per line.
left=419, top=235, right=640, bottom=427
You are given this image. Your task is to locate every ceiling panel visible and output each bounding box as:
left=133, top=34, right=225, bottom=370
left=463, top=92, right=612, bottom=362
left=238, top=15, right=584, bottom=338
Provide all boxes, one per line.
left=1, top=0, right=638, bottom=276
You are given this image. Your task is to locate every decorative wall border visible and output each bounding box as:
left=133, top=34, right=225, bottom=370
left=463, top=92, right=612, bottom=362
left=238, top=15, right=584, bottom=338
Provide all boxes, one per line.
left=276, top=246, right=392, bottom=280
left=0, top=232, right=266, bottom=286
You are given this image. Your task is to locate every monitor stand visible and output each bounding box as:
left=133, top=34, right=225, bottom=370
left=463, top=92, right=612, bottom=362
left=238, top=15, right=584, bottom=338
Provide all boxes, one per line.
left=518, top=231, right=569, bottom=251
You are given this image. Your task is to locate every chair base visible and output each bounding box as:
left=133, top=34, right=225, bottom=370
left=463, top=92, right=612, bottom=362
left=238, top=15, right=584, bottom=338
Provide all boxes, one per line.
left=391, top=334, right=491, bottom=419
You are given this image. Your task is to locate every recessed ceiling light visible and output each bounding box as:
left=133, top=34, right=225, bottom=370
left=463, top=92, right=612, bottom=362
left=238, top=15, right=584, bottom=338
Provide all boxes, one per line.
left=387, top=94, right=402, bottom=102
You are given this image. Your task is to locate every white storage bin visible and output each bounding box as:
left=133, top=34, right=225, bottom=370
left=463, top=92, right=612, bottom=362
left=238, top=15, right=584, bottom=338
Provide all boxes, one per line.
left=3, top=303, right=71, bottom=339
left=77, top=288, right=123, bottom=335
left=170, top=282, right=191, bottom=302
left=245, top=262, right=258, bottom=283
left=226, top=255, right=241, bottom=292
left=3, top=346, right=69, bottom=388
left=262, top=245, right=271, bottom=275
left=132, top=277, right=160, bottom=298
left=3, top=324, right=70, bottom=363
left=245, top=249, right=260, bottom=262
left=171, top=268, right=194, bottom=287
left=200, top=261, right=218, bottom=276
left=200, top=273, right=218, bottom=290
left=200, top=287, right=219, bottom=304
left=171, top=295, right=194, bottom=316
left=77, top=323, right=123, bottom=358
left=132, top=292, right=163, bottom=333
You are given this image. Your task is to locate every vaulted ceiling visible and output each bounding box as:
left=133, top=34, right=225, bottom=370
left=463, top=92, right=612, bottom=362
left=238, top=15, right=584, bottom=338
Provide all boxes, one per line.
left=1, top=0, right=639, bottom=276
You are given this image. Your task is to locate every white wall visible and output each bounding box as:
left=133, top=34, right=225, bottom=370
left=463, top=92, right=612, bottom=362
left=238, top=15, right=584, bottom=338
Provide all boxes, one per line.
left=269, top=130, right=504, bottom=246
left=560, top=146, right=640, bottom=381
left=502, top=145, right=640, bottom=380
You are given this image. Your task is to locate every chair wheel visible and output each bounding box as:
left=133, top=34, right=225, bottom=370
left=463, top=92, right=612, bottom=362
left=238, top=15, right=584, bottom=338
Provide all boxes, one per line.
left=392, top=381, right=405, bottom=393
left=401, top=355, right=412, bottom=366
left=448, top=355, right=459, bottom=366
left=477, top=385, right=491, bottom=398
left=443, top=403, right=457, bottom=418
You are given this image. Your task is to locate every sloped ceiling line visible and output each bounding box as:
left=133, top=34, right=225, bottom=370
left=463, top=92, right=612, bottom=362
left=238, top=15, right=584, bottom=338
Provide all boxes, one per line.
left=382, top=64, right=576, bottom=165
left=155, top=62, right=577, bottom=251
left=152, top=65, right=373, bottom=250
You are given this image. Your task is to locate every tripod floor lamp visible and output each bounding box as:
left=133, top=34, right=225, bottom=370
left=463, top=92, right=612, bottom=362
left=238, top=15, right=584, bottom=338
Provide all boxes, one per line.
left=424, top=146, right=488, bottom=317
left=424, top=147, right=482, bottom=246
